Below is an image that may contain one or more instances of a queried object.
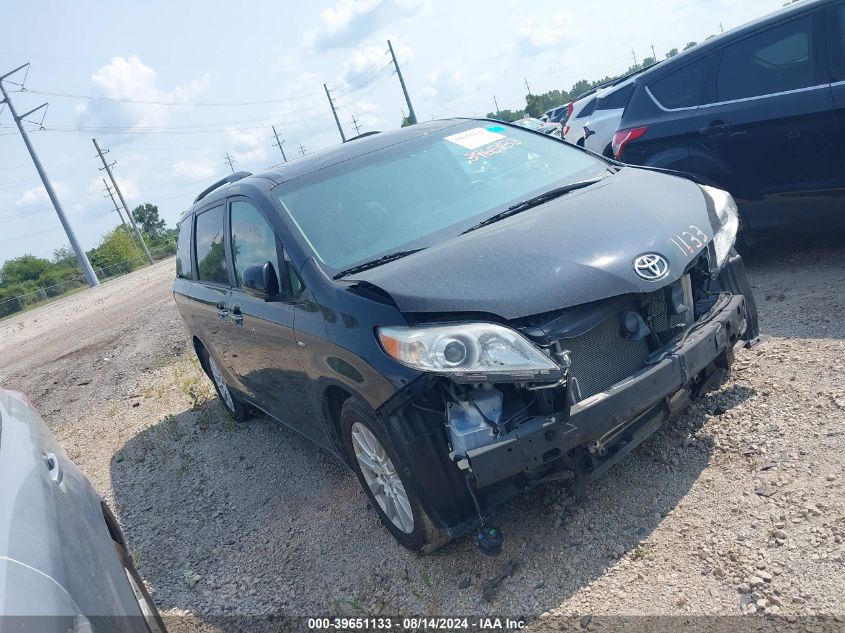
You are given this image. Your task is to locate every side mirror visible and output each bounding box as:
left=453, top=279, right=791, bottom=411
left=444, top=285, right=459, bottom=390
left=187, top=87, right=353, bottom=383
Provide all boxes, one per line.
left=242, top=262, right=280, bottom=300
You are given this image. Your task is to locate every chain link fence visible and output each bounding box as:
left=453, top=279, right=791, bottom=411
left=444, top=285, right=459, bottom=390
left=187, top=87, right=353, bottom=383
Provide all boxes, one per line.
left=0, top=243, right=176, bottom=320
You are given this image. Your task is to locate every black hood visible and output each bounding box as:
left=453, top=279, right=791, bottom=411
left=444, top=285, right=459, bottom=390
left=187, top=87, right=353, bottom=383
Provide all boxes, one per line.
left=347, top=168, right=716, bottom=320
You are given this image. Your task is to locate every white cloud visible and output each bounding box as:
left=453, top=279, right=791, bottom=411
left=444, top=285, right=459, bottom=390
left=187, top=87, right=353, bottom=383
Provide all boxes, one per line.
left=172, top=159, right=217, bottom=181
left=514, top=14, right=578, bottom=56
left=16, top=183, right=71, bottom=206
left=305, top=0, right=429, bottom=50
left=226, top=127, right=268, bottom=168
left=75, top=56, right=210, bottom=131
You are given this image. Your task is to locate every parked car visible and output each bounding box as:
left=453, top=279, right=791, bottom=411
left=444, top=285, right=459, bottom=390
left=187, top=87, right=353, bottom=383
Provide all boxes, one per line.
left=541, top=103, right=570, bottom=124
left=512, top=116, right=561, bottom=137
left=611, top=0, right=845, bottom=232
left=0, top=388, right=165, bottom=632
left=173, top=119, right=758, bottom=554
left=561, top=92, right=598, bottom=143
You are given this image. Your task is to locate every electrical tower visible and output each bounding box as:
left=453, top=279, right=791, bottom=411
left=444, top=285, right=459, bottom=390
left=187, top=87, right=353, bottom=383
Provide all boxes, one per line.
left=0, top=64, right=100, bottom=287
left=388, top=39, right=416, bottom=125
left=351, top=115, right=362, bottom=135
left=271, top=125, right=287, bottom=162
left=93, top=138, right=153, bottom=264
left=324, top=83, right=346, bottom=143
left=224, top=153, right=236, bottom=173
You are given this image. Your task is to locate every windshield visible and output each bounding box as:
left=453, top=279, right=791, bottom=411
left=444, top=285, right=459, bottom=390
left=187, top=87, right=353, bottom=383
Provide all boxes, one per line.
left=276, top=121, right=607, bottom=274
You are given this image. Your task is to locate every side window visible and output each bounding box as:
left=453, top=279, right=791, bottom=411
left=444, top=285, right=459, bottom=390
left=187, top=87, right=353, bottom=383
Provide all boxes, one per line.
left=285, top=253, right=306, bottom=299
left=195, top=205, right=229, bottom=285
left=230, top=200, right=281, bottom=287
left=176, top=216, right=192, bottom=279
left=830, top=4, right=845, bottom=82
left=649, top=55, right=711, bottom=109
left=716, top=16, right=814, bottom=101
left=576, top=98, right=597, bottom=119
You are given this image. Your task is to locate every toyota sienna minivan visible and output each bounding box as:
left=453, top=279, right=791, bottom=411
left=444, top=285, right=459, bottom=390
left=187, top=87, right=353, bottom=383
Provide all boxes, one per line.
left=173, top=119, right=758, bottom=553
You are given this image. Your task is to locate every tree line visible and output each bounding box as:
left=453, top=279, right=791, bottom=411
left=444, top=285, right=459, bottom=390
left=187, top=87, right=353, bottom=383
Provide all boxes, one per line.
left=0, top=203, right=176, bottom=311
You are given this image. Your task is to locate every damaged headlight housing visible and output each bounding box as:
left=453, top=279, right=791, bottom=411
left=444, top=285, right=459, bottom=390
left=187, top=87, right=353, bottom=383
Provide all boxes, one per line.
left=701, top=185, right=739, bottom=275
left=377, top=323, right=560, bottom=379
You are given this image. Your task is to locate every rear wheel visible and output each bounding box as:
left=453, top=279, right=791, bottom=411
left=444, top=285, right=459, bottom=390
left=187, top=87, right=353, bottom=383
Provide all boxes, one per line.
left=200, top=346, right=251, bottom=421
left=114, top=542, right=165, bottom=633
left=341, top=398, right=450, bottom=553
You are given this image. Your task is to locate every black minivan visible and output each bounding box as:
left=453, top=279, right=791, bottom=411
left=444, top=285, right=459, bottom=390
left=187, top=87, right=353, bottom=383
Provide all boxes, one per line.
left=612, top=0, right=845, bottom=233
left=174, top=119, right=758, bottom=553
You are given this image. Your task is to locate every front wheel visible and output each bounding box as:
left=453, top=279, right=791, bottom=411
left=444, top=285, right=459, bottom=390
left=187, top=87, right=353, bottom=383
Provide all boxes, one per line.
left=341, top=398, right=450, bottom=553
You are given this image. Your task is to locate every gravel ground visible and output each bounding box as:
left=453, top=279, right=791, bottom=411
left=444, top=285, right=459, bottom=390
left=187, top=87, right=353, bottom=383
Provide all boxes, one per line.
left=0, top=234, right=843, bottom=631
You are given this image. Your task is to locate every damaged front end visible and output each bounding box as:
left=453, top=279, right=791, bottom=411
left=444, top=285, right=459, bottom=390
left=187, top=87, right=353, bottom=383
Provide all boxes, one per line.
left=377, top=251, right=757, bottom=539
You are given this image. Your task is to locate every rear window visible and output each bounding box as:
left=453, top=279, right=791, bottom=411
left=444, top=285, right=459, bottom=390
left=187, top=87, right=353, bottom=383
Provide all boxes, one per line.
left=716, top=16, right=814, bottom=101
left=595, top=83, right=634, bottom=111
left=194, top=205, right=229, bottom=285
left=574, top=97, right=597, bottom=119
left=176, top=216, right=192, bottom=279
left=648, top=55, right=711, bottom=109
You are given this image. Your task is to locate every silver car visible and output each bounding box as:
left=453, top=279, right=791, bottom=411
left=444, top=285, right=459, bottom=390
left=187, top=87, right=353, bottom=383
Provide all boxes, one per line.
left=0, top=388, right=164, bottom=633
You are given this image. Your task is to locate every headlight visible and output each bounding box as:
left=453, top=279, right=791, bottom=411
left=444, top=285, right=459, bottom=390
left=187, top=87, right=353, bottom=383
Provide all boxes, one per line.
left=377, top=323, right=559, bottom=378
left=701, top=185, right=739, bottom=274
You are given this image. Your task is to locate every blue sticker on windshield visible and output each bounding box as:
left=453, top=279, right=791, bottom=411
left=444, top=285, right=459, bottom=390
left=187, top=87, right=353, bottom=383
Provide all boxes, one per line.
left=486, top=125, right=506, bottom=133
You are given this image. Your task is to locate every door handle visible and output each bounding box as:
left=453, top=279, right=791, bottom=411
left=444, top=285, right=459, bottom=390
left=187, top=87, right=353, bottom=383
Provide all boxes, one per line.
left=216, top=301, right=228, bottom=320
left=44, top=453, right=63, bottom=484
left=699, top=121, right=732, bottom=136
left=231, top=305, right=244, bottom=326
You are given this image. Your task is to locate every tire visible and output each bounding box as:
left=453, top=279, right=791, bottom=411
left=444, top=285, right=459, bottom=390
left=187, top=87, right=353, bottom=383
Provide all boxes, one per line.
left=113, top=542, right=166, bottom=633
left=199, top=345, right=252, bottom=422
left=341, top=398, right=450, bottom=554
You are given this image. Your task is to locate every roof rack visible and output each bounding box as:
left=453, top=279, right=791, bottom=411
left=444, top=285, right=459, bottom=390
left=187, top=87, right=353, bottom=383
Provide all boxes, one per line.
left=193, top=171, right=252, bottom=204
left=347, top=130, right=381, bottom=141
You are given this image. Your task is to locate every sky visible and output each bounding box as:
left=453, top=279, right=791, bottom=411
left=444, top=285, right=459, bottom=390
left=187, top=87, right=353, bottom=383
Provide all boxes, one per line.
left=0, top=0, right=778, bottom=266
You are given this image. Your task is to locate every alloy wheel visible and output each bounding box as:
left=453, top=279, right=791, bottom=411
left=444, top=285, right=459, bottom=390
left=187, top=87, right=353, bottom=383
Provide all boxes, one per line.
left=351, top=421, right=414, bottom=534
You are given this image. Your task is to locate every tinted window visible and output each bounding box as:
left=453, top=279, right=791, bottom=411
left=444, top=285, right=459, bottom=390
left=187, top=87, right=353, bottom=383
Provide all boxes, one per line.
left=176, top=216, right=192, bottom=279
left=716, top=16, right=814, bottom=101
left=649, top=55, right=711, bottom=108
left=596, top=83, right=634, bottom=111
left=195, top=205, right=229, bottom=284
left=575, top=98, right=596, bottom=119
left=830, top=4, right=845, bottom=81
left=230, top=200, right=281, bottom=287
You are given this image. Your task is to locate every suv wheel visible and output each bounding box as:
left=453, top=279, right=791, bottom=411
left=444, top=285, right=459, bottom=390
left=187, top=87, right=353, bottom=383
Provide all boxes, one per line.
left=341, top=398, right=450, bottom=553
left=201, top=347, right=251, bottom=421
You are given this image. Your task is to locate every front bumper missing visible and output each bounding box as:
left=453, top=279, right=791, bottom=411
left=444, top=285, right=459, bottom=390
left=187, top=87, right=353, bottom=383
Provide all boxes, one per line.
left=465, top=293, right=748, bottom=488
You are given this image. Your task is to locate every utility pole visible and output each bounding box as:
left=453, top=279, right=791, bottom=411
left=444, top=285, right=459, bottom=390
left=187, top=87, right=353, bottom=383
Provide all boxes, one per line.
left=388, top=39, right=417, bottom=125
left=493, top=95, right=501, bottom=119
left=103, top=178, right=127, bottom=227
left=92, top=138, right=153, bottom=264
left=650, top=45, right=657, bottom=61
left=298, top=144, right=307, bottom=157
left=632, top=49, right=639, bottom=66
left=224, top=152, right=235, bottom=173
left=525, top=78, right=532, bottom=96
left=271, top=125, right=287, bottom=162
left=0, top=64, right=100, bottom=287
left=324, top=83, right=346, bottom=143
left=720, top=22, right=724, bottom=34
left=351, top=114, right=362, bottom=135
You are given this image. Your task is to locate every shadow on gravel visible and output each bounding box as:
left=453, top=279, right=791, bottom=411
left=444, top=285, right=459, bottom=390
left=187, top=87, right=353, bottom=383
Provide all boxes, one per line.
left=111, top=379, right=756, bottom=623
left=739, top=230, right=845, bottom=340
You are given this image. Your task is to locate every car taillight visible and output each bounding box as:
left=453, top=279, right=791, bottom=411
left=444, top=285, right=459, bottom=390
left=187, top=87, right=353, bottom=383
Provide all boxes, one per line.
left=562, top=125, right=570, bottom=136
left=566, top=101, right=574, bottom=119
left=611, top=126, right=648, bottom=159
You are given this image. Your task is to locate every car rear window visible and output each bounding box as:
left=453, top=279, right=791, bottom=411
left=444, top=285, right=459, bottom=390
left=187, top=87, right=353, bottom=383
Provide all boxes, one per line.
left=716, top=16, right=814, bottom=101
left=595, top=83, right=634, bottom=111
left=648, top=55, right=711, bottom=109
left=176, top=216, right=192, bottom=279
left=194, top=205, right=229, bottom=285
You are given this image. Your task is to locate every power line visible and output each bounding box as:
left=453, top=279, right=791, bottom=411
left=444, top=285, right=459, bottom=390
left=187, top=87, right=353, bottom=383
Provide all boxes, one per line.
left=8, top=87, right=323, bottom=107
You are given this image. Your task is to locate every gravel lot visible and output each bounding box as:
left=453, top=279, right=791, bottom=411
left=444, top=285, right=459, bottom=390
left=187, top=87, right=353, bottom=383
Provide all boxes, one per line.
left=0, top=234, right=843, bottom=631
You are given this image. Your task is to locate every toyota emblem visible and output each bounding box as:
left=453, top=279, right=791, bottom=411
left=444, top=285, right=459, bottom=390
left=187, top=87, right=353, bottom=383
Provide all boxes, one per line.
left=633, top=253, right=669, bottom=281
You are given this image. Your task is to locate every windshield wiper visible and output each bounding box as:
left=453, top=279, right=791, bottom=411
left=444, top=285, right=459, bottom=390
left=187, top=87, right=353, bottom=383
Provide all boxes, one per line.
left=333, top=248, right=425, bottom=279
left=461, top=177, right=605, bottom=234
